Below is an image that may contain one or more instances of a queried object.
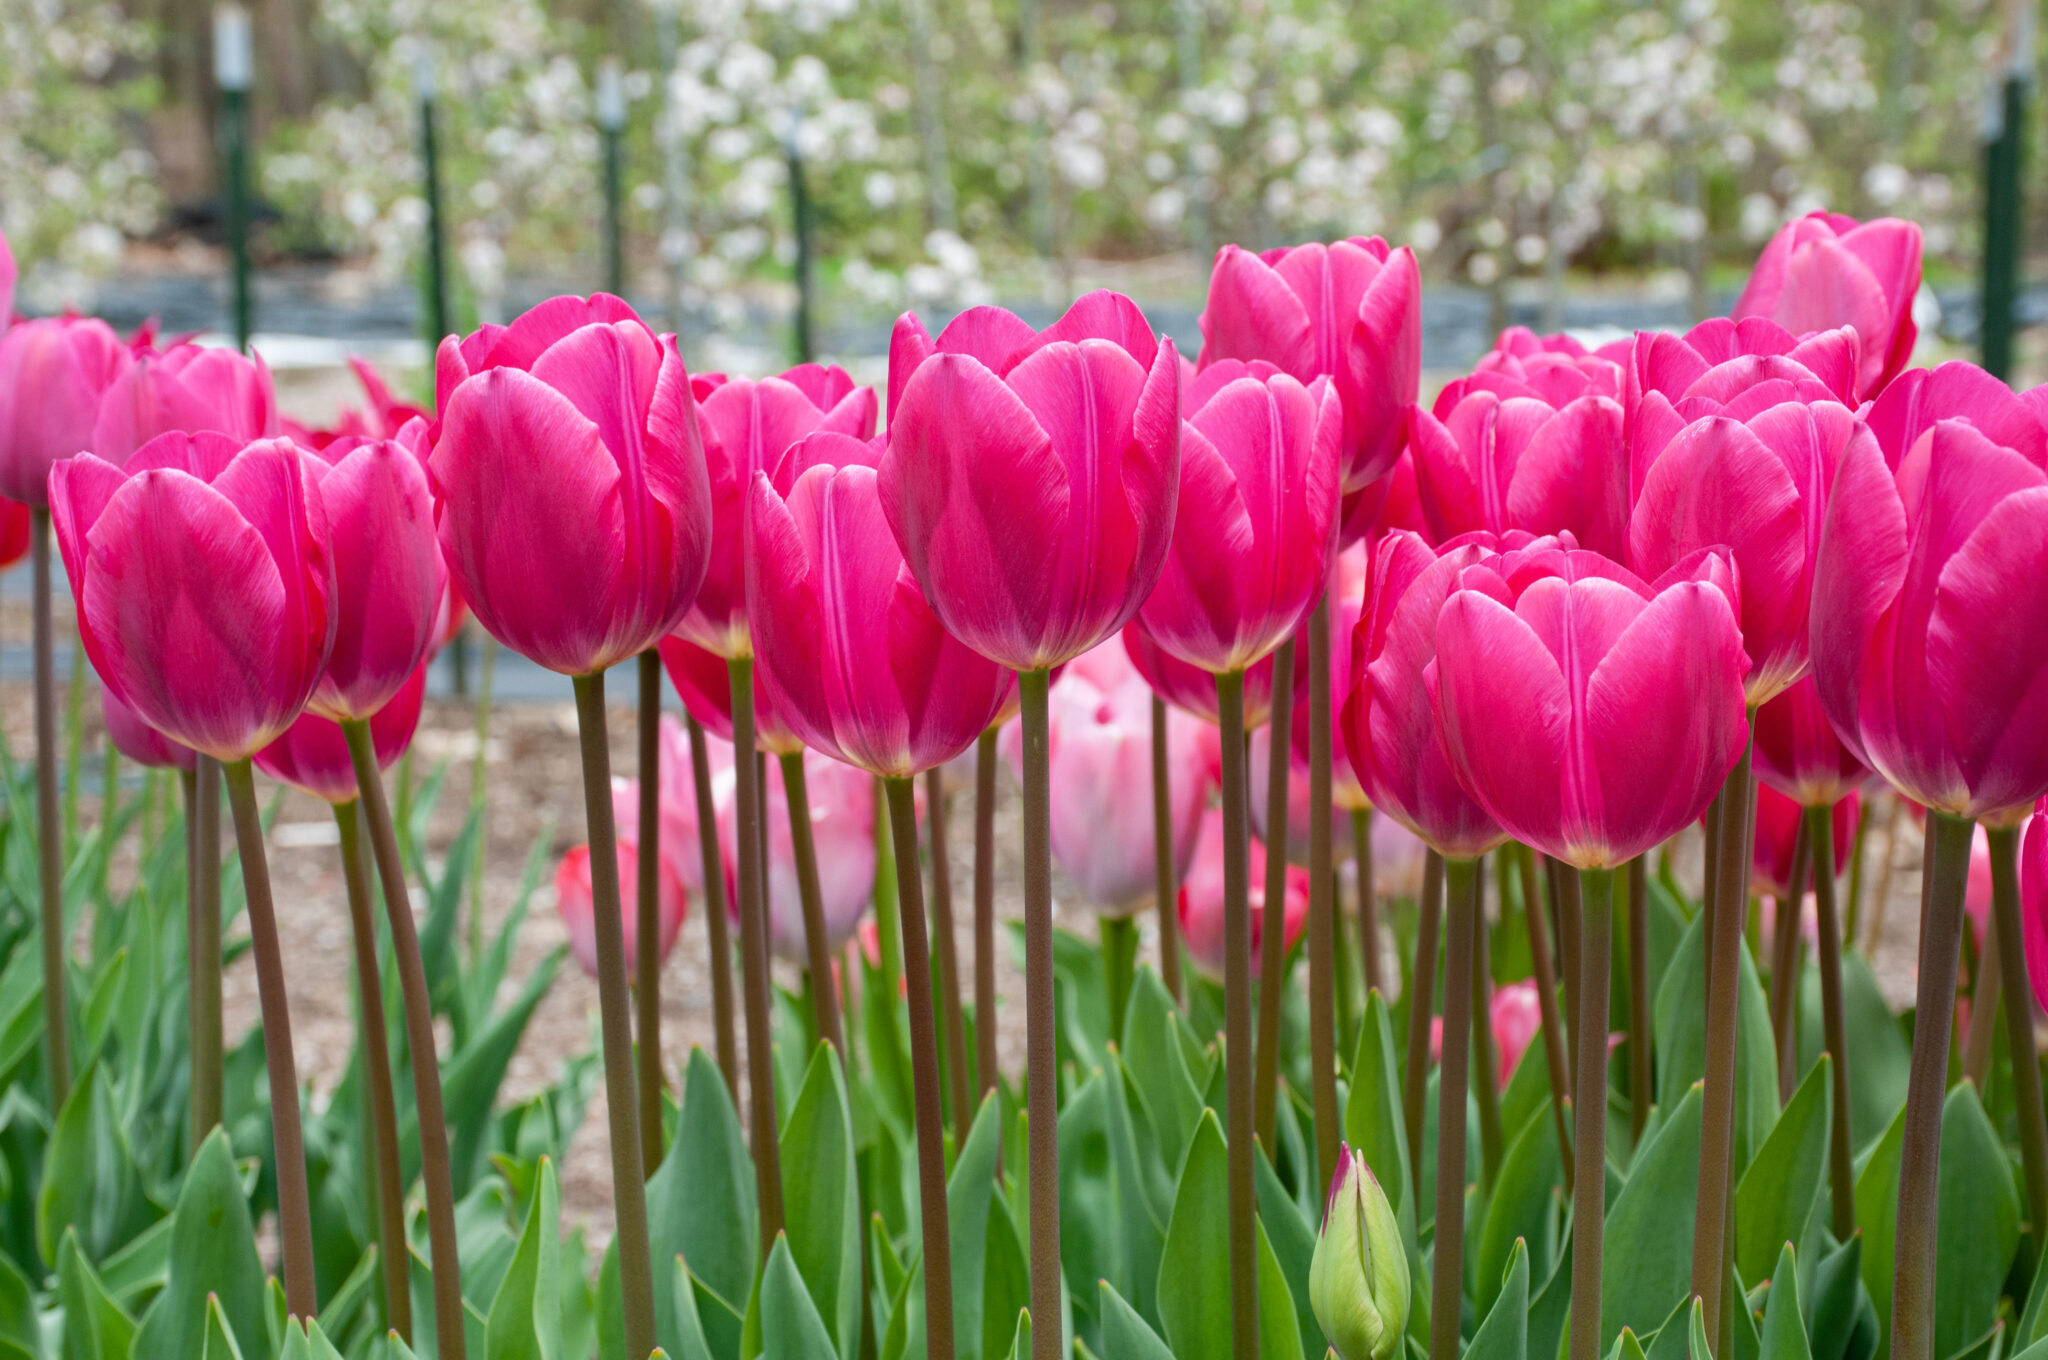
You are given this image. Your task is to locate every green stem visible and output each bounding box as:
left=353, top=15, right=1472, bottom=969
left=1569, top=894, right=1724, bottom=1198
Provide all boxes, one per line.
left=1770, top=817, right=1811, bottom=1105
left=1213, top=667, right=1259, bottom=1360
left=1552, top=855, right=1581, bottom=1058
left=31, top=510, right=69, bottom=1106
left=1153, top=696, right=1184, bottom=1002
left=191, top=757, right=223, bottom=1137
left=341, top=719, right=468, bottom=1360
left=974, top=728, right=1000, bottom=1095
left=724, top=657, right=786, bottom=1249
left=97, top=743, right=118, bottom=902
left=1569, top=863, right=1615, bottom=1360
left=637, top=649, right=666, bottom=1175
left=1514, top=843, right=1573, bottom=1190
left=687, top=714, right=740, bottom=1095
left=1889, top=812, right=1976, bottom=1360
left=1866, top=795, right=1904, bottom=958
left=334, top=800, right=411, bottom=1343
left=1627, top=858, right=1652, bottom=1142
left=1354, top=807, right=1380, bottom=995
left=1253, top=639, right=1294, bottom=1149
left=1402, top=850, right=1445, bottom=1167
left=925, top=765, right=971, bottom=1127
left=1018, top=666, right=1063, bottom=1360
left=64, top=634, right=85, bottom=853
left=783, top=752, right=845, bottom=1057
left=469, top=636, right=495, bottom=968
left=1307, top=597, right=1339, bottom=1191
left=1989, top=824, right=2048, bottom=1252
left=1435, top=857, right=1480, bottom=1360
left=1102, top=913, right=1138, bottom=1042
left=1843, top=795, right=1869, bottom=944
left=1964, top=877, right=2003, bottom=1092
left=219, top=758, right=317, bottom=1318
left=1806, top=803, right=1856, bottom=1241
left=1468, top=857, right=1504, bottom=1190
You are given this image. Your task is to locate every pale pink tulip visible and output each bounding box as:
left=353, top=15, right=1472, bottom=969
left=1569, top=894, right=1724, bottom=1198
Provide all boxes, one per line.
left=556, top=778, right=689, bottom=982
left=1179, top=806, right=1308, bottom=980
left=92, top=341, right=277, bottom=463
left=0, top=315, right=133, bottom=505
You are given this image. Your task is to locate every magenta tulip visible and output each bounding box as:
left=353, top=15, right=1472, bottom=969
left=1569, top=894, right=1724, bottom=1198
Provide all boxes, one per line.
left=673, top=365, right=876, bottom=658
left=1427, top=539, right=1749, bottom=869
left=1485, top=325, right=1634, bottom=369
left=1732, top=212, right=1923, bottom=400
left=431, top=295, right=713, bottom=676
left=1179, top=806, right=1308, bottom=980
left=1197, top=238, right=1422, bottom=489
left=556, top=781, right=689, bottom=982
left=713, top=746, right=877, bottom=963
left=1136, top=361, right=1341, bottom=675
left=255, top=662, right=428, bottom=804
left=1863, top=359, right=2048, bottom=471
left=1811, top=412, right=2048, bottom=822
left=1753, top=675, right=1868, bottom=809
left=882, top=291, right=1182, bottom=672
left=0, top=315, right=134, bottom=506
left=658, top=632, right=805, bottom=756
left=1339, top=444, right=1425, bottom=548
left=1751, top=784, right=1859, bottom=899
left=1123, top=616, right=1278, bottom=730
left=101, top=684, right=195, bottom=773
left=50, top=432, right=335, bottom=761
left=748, top=453, right=1015, bottom=779
left=0, top=495, right=28, bottom=568
left=92, top=341, right=277, bottom=464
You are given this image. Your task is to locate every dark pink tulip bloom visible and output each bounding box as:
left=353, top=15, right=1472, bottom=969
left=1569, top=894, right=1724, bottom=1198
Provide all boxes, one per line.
left=1122, top=616, right=1277, bottom=730
left=1863, top=360, right=2048, bottom=471
left=1197, top=238, right=1422, bottom=489
left=1751, top=783, right=1859, bottom=899
left=749, top=453, right=1015, bottom=779
left=657, top=631, right=805, bottom=756
left=2022, top=808, right=2048, bottom=1012
left=674, top=364, right=876, bottom=658
left=431, top=294, right=713, bottom=676
left=1137, top=361, right=1342, bottom=675
left=1811, top=414, right=2048, bottom=822
left=1752, top=675, right=1868, bottom=809
left=556, top=777, right=689, bottom=982
left=883, top=292, right=1182, bottom=672
left=302, top=422, right=444, bottom=721
left=1732, top=212, right=1923, bottom=400
left=102, top=684, right=195, bottom=773
left=1427, top=539, right=1750, bottom=869
left=0, top=315, right=133, bottom=505
left=0, top=495, right=29, bottom=568
left=1485, top=325, right=1634, bottom=370
left=255, top=662, right=427, bottom=804
left=51, top=432, right=335, bottom=762
left=1179, top=805, right=1306, bottom=980
left=91, top=341, right=277, bottom=464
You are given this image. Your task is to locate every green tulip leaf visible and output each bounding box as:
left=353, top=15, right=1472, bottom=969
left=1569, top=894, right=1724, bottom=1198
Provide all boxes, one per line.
left=1734, top=1057, right=1832, bottom=1287
left=1654, top=915, right=1777, bottom=1178
left=1477, top=1098, right=1563, bottom=1320
left=57, top=1226, right=136, bottom=1360
left=1157, top=1110, right=1234, bottom=1360
left=1933, top=1082, right=2020, bottom=1358
left=1804, top=1234, right=1867, bottom=1360
left=1851, top=1103, right=1906, bottom=1348
left=485, top=1156, right=564, bottom=1360
left=130, top=1131, right=265, bottom=1360
left=1098, top=1280, right=1175, bottom=1360
left=1253, top=1215, right=1301, bottom=1360
left=778, top=1043, right=861, bottom=1360
left=1253, top=1143, right=1321, bottom=1356
left=1757, top=1244, right=1809, bottom=1360
left=754, top=1235, right=839, bottom=1360
left=1343, top=990, right=1415, bottom=1248
left=0, top=1251, right=39, bottom=1360
left=200, top=1295, right=244, bottom=1360
left=1600, top=1082, right=1703, bottom=1349
left=1467, top=1237, right=1529, bottom=1360
left=945, top=1092, right=1003, bottom=1359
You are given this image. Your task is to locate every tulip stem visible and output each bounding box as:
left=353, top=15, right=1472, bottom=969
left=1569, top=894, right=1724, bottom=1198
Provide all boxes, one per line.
left=1435, top=856, right=1480, bottom=1360
left=341, top=718, right=469, bottom=1360
left=687, top=714, right=741, bottom=1095
left=1254, top=638, right=1295, bottom=1149
left=468, top=635, right=496, bottom=968
left=31, top=510, right=69, bottom=1107
left=1153, top=696, right=1184, bottom=1003
left=1806, top=804, right=1856, bottom=1241
left=777, top=751, right=847, bottom=1060
left=885, top=775, right=960, bottom=1360
left=184, top=760, right=226, bottom=1144
left=1989, top=824, right=2048, bottom=1251
left=219, top=758, right=317, bottom=1319
left=974, top=728, right=1000, bottom=1095
left=1569, top=863, right=1615, bottom=1360
left=1552, top=855, right=1581, bottom=1057
left=1770, top=819, right=1812, bottom=1104
left=1964, top=899, right=2002, bottom=1091
left=1866, top=794, right=1905, bottom=958
left=1691, top=722, right=1755, bottom=1340
left=1213, top=666, right=1260, bottom=1360
left=1018, top=665, right=1064, bottom=1360
left=1402, top=851, right=1445, bottom=1168
left=1307, top=596, right=1339, bottom=1191
left=1514, top=843, right=1573, bottom=1188
left=724, top=657, right=786, bottom=1252
left=926, top=765, right=972, bottom=1126
left=1102, top=914, right=1138, bottom=1041
left=637, top=649, right=667, bottom=1175
left=1353, top=807, right=1380, bottom=997
left=1890, top=812, right=1976, bottom=1360
left=334, top=799, right=411, bottom=1343
left=1627, top=858, right=1653, bottom=1143
left=1469, top=858, right=1504, bottom=1190
left=1843, top=796, right=1870, bottom=945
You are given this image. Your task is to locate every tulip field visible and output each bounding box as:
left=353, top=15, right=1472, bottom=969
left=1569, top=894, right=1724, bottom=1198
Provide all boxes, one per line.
left=2, top=202, right=2048, bottom=1360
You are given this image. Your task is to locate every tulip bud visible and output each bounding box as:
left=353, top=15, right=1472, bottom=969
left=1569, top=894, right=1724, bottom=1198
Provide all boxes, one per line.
left=1309, top=1143, right=1409, bottom=1360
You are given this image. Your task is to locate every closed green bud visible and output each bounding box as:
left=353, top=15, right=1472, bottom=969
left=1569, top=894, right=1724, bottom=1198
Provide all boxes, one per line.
left=1309, top=1142, right=1409, bottom=1360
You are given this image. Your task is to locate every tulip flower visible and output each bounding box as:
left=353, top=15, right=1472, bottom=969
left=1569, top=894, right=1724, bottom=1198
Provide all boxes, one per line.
left=101, top=684, right=194, bottom=773
left=1339, top=444, right=1425, bottom=548
left=0, top=314, right=133, bottom=505
left=1863, top=358, right=2048, bottom=471
left=1752, top=675, right=1868, bottom=809
left=91, top=340, right=278, bottom=463
left=1198, top=238, right=1423, bottom=489
left=1486, top=324, right=1634, bottom=368
left=882, top=290, right=1181, bottom=673
left=711, top=747, right=877, bottom=964
left=1488, top=980, right=1544, bottom=1091
left=1308, top=1143, right=1410, bottom=1360
left=255, top=663, right=428, bottom=805
left=1408, top=343, right=1628, bottom=558
left=556, top=778, right=689, bottom=981
left=1250, top=725, right=1351, bottom=867
left=1732, top=212, right=1923, bottom=399
left=0, top=495, right=29, bottom=569
left=1123, top=616, right=1277, bottom=728
left=1135, top=361, right=1342, bottom=675
left=674, top=364, right=876, bottom=658
left=1177, top=806, right=1309, bottom=978
left=1752, top=785, right=1859, bottom=900
left=658, top=631, right=805, bottom=756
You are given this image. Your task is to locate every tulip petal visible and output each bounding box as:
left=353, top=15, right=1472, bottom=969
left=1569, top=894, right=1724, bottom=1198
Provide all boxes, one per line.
left=1810, top=428, right=1908, bottom=768
left=1506, top=395, right=1627, bottom=558
left=1198, top=245, right=1316, bottom=376
left=1012, top=289, right=1160, bottom=372
left=1428, top=589, right=1569, bottom=854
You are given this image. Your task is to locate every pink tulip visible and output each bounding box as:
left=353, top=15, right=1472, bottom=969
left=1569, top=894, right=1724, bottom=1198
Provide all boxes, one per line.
left=1251, top=544, right=1375, bottom=851
left=1488, top=979, right=1544, bottom=1090
left=882, top=292, right=1182, bottom=672
left=1343, top=531, right=1511, bottom=861
left=255, top=662, right=428, bottom=804
left=1966, top=824, right=1993, bottom=948
left=1485, top=325, right=1634, bottom=369
left=1732, top=213, right=1923, bottom=400
left=1863, top=360, right=2048, bottom=471
left=1122, top=615, right=1278, bottom=730
left=0, top=495, right=28, bottom=569
left=1000, top=638, right=1218, bottom=912
left=1197, top=238, right=1422, bottom=489
left=0, top=315, right=134, bottom=505
left=556, top=778, right=690, bottom=982
left=1179, top=806, right=1308, bottom=980
left=749, top=449, right=1015, bottom=779
left=430, top=294, right=714, bottom=676
left=50, top=432, right=335, bottom=762
left=1627, top=323, right=1875, bottom=703
left=1136, top=361, right=1342, bottom=674
left=1408, top=342, right=1628, bottom=558
left=1810, top=409, right=2048, bottom=822
left=1752, top=675, right=1868, bottom=809
left=657, top=631, right=805, bottom=756
left=1427, top=538, right=1750, bottom=869
left=1250, top=724, right=1350, bottom=867
left=101, top=683, right=195, bottom=773
left=91, top=341, right=277, bottom=464
left=713, top=746, right=878, bottom=963
left=1339, top=445, right=1425, bottom=548
left=2022, top=809, right=2048, bottom=1012
left=301, top=423, right=444, bottom=721
left=673, top=365, right=876, bottom=658
left=1751, top=784, right=1860, bottom=899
